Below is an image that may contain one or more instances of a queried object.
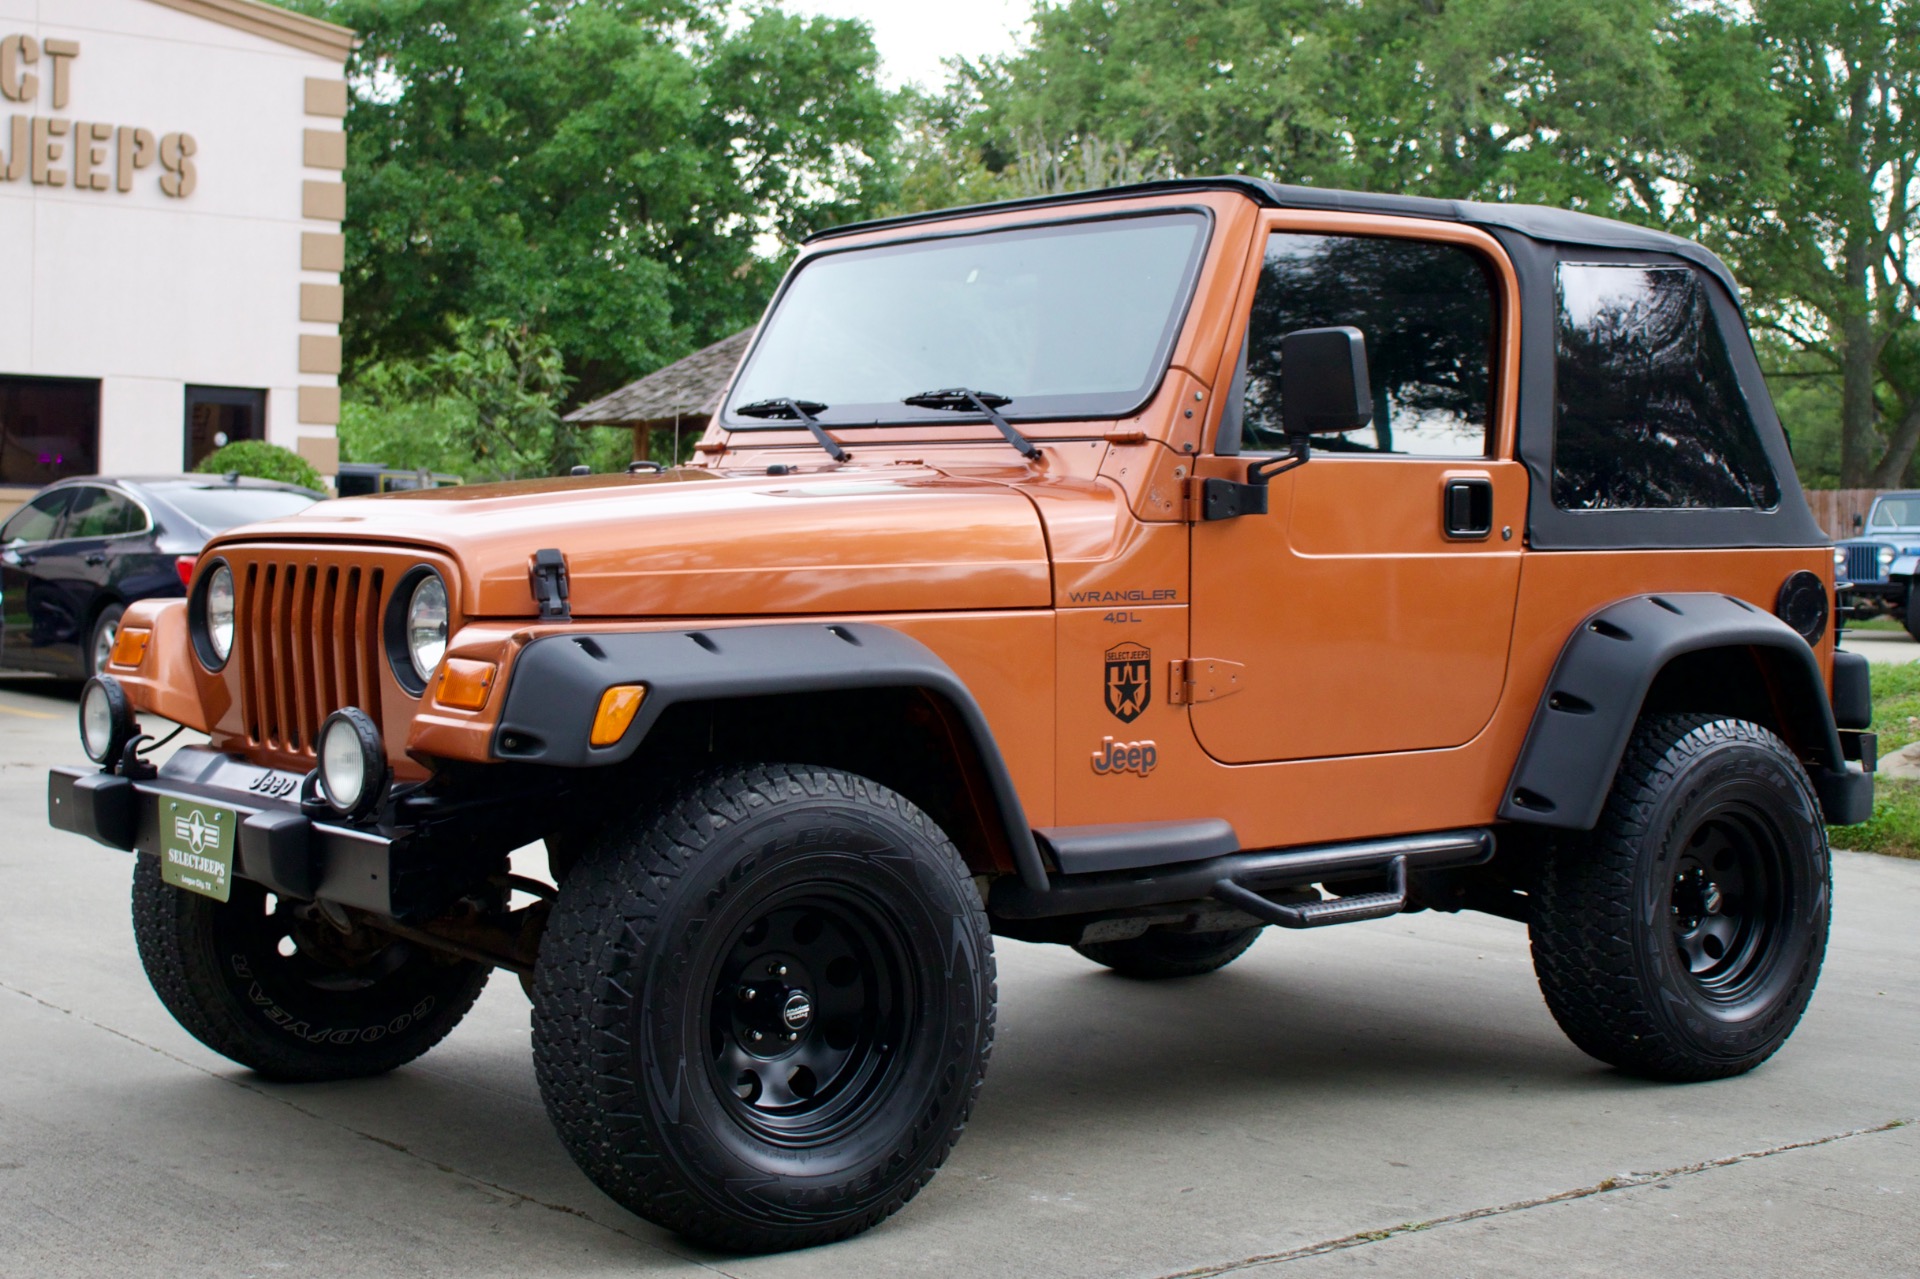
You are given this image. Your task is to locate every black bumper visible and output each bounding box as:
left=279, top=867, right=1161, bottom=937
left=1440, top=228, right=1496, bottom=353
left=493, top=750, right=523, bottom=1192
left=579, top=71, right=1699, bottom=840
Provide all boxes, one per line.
left=49, top=748, right=410, bottom=916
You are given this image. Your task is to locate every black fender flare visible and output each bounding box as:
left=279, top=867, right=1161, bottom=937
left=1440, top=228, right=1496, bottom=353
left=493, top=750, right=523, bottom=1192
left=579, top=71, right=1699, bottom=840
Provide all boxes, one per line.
left=490, top=621, right=1048, bottom=890
left=1499, top=593, right=1858, bottom=830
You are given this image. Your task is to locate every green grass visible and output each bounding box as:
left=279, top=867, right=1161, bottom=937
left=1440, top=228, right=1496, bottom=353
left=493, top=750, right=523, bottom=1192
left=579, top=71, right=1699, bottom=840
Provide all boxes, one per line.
left=1845, top=615, right=1904, bottom=632
left=1826, top=663, right=1920, bottom=859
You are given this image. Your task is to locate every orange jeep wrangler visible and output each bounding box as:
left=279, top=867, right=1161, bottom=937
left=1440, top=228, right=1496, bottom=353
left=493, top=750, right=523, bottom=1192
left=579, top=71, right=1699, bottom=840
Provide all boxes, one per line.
left=50, top=179, right=1872, bottom=1252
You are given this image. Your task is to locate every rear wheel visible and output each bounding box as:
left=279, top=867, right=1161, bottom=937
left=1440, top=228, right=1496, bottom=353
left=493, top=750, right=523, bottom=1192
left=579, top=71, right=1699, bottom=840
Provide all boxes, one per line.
left=532, top=763, right=995, bottom=1253
left=1074, top=925, right=1263, bottom=979
left=1529, top=715, right=1829, bottom=1082
left=131, top=856, right=490, bottom=1080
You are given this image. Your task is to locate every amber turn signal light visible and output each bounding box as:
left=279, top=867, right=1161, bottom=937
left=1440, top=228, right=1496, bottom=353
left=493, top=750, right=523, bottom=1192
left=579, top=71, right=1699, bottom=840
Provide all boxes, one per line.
left=108, top=628, right=151, bottom=669
left=590, top=684, right=647, bottom=747
left=433, top=659, right=497, bottom=711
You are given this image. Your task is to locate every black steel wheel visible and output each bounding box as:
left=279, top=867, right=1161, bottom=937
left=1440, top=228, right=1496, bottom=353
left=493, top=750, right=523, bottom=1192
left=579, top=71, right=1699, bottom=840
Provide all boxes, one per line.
left=1530, top=714, right=1830, bottom=1081
left=532, top=764, right=995, bottom=1253
left=131, top=856, right=490, bottom=1081
left=708, top=893, right=910, bottom=1142
left=1073, top=925, right=1263, bottom=979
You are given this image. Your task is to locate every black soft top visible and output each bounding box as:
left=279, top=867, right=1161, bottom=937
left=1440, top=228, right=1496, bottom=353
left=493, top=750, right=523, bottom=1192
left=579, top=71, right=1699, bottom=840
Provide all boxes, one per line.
left=809, top=176, right=1740, bottom=297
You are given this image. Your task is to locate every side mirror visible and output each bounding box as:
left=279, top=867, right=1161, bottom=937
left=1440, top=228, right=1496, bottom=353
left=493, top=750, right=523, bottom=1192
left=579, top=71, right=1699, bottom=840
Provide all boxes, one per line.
left=1853, top=514, right=1865, bottom=532
left=1281, top=326, right=1374, bottom=440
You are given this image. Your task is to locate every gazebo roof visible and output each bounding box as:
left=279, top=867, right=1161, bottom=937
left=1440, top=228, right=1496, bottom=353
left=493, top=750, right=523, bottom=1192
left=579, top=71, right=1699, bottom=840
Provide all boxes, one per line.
left=563, top=329, right=753, bottom=430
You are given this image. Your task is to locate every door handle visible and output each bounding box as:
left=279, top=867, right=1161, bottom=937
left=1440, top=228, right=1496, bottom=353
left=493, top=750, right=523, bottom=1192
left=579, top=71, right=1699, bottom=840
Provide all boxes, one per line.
left=85, top=553, right=107, bottom=566
left=1443, top=478, right=1494, bottom=540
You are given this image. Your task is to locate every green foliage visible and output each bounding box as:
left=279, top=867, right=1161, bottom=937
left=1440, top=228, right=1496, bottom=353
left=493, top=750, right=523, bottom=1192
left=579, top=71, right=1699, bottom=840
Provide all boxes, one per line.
left=342, top=319, right=582, bottom=482
left=281, top=0, right=896, bottom=401
left=1827, top=661, right=1920, bottom=858
left=193, top=441, right=325, bottom=492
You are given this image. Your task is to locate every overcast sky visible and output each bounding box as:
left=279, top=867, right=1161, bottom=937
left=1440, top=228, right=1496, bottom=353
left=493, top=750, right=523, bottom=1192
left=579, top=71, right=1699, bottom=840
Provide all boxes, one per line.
left=780, top=0, right=1036, bottom=90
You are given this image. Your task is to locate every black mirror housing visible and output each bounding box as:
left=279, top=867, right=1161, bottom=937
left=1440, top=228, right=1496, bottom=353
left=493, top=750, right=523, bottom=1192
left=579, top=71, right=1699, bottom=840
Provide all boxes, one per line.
left=1281, top=326, right=1373, bottom=439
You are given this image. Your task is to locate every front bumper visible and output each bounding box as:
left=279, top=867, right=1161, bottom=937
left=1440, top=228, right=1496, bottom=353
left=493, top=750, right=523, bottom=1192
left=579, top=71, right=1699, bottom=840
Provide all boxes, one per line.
left=48, top=747, right=499, bottom=919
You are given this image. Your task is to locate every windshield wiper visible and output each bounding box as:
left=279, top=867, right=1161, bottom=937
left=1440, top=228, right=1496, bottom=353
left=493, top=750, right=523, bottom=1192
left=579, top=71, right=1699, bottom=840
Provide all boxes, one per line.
left=734, top=397, right=848, bottom=462
left=902, top=389, right=1042, bottom=461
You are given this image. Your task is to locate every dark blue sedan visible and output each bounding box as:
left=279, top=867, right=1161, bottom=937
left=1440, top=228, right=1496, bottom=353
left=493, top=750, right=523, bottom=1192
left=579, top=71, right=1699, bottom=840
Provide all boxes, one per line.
left=0, top=475, right=323, bottom=679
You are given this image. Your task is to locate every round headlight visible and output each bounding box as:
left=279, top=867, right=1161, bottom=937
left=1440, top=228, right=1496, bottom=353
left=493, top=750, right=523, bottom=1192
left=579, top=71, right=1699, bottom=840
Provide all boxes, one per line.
left=1880, top=546, right=1897, bottom=567
left=405, top=574, right=448, bottom=682
left=193, top=561, right=236, bottom=669
left=79, top=676, right=135, bottom=766
left=316, top=707, right=385, bottom=819
left=1833, top=547, right=1848, bottom=570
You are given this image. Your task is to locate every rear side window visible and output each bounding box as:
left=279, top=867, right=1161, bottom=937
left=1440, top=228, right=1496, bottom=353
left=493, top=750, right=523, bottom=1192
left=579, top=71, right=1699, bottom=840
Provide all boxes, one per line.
left=60, top=486, right=146, bottom=538
left=1553, top=264, right=1779, bottom=511
left=1240, top=232, right=1498, bottom=456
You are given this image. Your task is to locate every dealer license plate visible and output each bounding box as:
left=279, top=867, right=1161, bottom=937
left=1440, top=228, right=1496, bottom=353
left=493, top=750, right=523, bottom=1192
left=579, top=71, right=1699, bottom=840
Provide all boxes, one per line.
left=160, top=799, right=235, bottom=903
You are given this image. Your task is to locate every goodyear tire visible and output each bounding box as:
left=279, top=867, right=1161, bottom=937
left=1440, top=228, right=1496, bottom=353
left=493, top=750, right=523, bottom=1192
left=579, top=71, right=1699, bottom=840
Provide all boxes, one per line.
left=1529, top=715, right=1830, bottom=1082
left=531, top=763, right=995, bottom=1253
left=131, top=855, right=489, bottom=1081
left=1073, top=926, right=1263, bottom=979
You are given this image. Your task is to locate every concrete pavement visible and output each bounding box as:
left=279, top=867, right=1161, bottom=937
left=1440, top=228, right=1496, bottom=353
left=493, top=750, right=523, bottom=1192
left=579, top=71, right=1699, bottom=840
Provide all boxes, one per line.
left=1839, top=628, right=1919, bottom=664
left=2, top=677, right=1917, bottom=1278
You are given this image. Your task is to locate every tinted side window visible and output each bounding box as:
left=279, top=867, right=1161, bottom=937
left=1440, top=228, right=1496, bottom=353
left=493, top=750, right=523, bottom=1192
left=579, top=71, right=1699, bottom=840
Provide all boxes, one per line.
left=1553, top=264, right=1779, bottom=511
left=1, top=490, right=71, bottom=544
left=61, top=487, right=145, bottom=538
left=1240, top=233, right=1497, bottom=456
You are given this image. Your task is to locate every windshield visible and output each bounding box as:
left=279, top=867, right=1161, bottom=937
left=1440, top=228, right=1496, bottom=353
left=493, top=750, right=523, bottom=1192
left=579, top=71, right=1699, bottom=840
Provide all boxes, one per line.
left=1869, top=498, right=1920, bottom=529
left=726, top=212, right=1210, bottom=426
left=154, top=485, right=321, bottom=532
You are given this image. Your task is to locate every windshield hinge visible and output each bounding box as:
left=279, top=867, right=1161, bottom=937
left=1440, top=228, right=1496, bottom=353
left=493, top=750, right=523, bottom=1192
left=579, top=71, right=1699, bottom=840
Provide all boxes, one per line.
left=1167, top=658, right=1245, bottom=705
left=529, top=548, right=571, bottom=621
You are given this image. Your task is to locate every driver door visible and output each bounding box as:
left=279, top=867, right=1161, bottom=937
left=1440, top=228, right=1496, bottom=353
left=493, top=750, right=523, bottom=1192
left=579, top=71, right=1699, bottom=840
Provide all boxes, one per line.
left=1188, top=217, right=1526, bottom=764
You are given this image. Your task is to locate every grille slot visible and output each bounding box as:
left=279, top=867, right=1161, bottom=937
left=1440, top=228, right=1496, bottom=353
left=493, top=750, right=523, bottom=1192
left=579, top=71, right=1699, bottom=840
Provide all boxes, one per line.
left=1845, top=544, right=1883, bottom=583
left=238, top=560, right=386, bottom=756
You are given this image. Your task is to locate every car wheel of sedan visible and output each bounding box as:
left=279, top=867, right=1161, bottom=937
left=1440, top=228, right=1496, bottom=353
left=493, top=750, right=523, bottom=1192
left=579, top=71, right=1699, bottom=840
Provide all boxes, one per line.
left=532, top=763, right=996, bottom=1253
left=87, top=604, right=124, bottom=678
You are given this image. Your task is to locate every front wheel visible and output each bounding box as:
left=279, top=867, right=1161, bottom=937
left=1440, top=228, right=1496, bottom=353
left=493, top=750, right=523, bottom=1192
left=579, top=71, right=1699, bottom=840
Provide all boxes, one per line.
left=131, top=856, right=490, bottom=1080
left=1903, top=583, right=1920, bottom=642
left=532, top=764, right=995, bottom=1253
left=1529, top=715, right=1829, bottom=1082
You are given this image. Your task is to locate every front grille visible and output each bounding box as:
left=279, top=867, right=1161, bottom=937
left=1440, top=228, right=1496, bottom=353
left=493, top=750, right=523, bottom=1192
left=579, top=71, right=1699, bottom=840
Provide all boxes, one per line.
left=1846, top=544, right=1884, bottom=583
left=235, top=559, right=386, bottom=756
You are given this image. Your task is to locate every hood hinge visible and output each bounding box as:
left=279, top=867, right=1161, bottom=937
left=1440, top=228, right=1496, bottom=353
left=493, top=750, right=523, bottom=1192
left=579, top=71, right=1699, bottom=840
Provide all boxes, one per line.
left=1167, top=658, right=1245, bottom=705
left=529, top=548, right=571, bottom=621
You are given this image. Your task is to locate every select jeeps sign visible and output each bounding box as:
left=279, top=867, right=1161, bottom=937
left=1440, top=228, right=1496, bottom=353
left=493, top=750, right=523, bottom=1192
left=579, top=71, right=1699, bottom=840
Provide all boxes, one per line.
left=0, top=34, right=197, bottom=196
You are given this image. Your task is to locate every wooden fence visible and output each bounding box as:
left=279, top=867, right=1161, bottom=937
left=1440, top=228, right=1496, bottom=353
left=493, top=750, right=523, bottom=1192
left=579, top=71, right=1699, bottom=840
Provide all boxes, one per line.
left=1804, top=489, right=1883, bottom=541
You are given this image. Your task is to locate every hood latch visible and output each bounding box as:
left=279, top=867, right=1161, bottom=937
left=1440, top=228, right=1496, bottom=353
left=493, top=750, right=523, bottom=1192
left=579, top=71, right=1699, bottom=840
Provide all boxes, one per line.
left=529, top=548, right=571, bottom=621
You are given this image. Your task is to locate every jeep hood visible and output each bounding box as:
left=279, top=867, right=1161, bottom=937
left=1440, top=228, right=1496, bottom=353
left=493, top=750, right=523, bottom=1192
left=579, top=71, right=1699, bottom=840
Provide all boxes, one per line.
left=207, top=468, right=1053, bottom=618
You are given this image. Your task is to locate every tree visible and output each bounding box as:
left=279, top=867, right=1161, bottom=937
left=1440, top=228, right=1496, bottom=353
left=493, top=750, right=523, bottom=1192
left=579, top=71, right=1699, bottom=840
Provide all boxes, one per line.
left=283, top=1, right=896, bottom=400
left=1690, top=0, right=1920, bottom=488
left=345, top=318, right=577, bottom=482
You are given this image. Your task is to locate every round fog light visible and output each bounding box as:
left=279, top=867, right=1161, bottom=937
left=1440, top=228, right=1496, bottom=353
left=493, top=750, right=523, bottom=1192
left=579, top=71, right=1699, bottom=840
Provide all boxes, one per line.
left=316, top=707, right=386, bottom=820
left=79, top=676, right=135, bottom=767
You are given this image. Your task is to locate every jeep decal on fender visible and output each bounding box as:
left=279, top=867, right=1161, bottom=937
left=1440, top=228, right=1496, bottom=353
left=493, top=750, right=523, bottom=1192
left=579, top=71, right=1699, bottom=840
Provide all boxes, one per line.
left=1105, top=641, right=1151, bottom=722
left=1091, top=736, right=1157, bottom=776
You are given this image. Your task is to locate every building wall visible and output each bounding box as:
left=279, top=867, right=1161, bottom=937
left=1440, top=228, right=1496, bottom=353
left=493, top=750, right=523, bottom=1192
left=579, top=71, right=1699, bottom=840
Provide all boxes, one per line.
left=0, top=0, right=347, bottom=518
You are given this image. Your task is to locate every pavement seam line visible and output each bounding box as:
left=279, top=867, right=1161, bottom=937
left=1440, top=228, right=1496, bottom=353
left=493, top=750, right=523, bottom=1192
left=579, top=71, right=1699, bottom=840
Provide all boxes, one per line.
left=1151, top=1117, right=1916, bottom=1278
left=0, top=978, right=745, bottom=1278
